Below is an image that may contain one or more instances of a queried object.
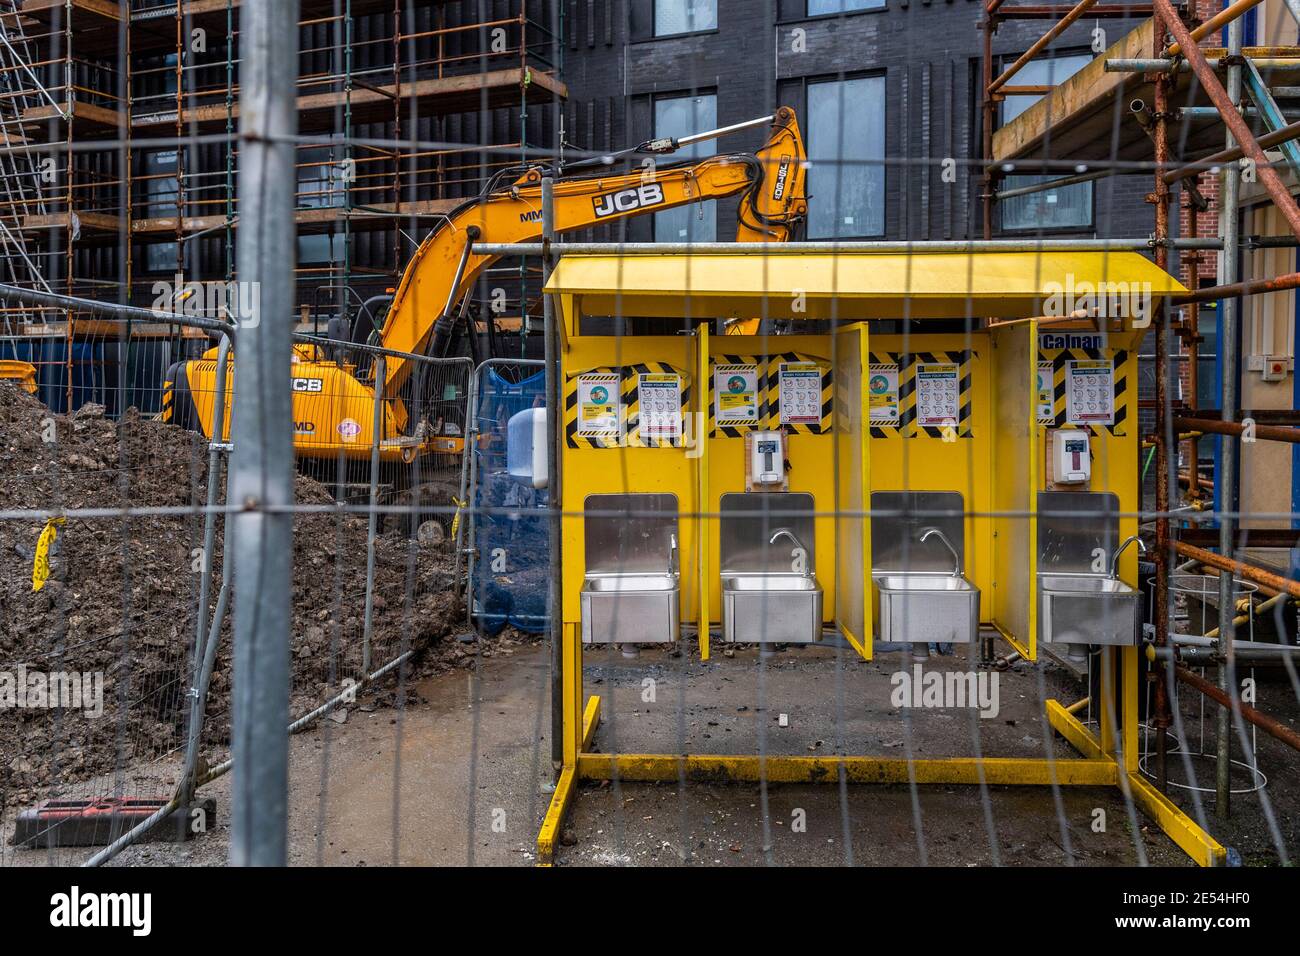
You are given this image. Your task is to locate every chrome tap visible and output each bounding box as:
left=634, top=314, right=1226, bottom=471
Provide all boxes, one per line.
left=668, top=532, right=679, bottom=576
left=1109, top=534, right=1146, bottom=579
left=920, top=527, right=961, bottom=576
left=769, top=527, right=807, bottom=555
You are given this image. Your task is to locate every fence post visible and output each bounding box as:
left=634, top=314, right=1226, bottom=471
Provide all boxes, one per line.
left=541, top=175, right=562, bottom=773
left=228, top=0, right=297, bottom=867
left=362, top=354, right=385, bottom=673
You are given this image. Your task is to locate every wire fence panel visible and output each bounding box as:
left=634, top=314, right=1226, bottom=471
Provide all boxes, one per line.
left=460, top=359, right=548, bottom=635
left=0, top=0, right=1298, bottom=880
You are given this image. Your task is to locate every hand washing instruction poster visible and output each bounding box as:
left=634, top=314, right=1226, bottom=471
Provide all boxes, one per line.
left=1066, top=359, right=1114, bottom=425
left=915, top=362, right=959, bottom=426
left=714, top=363, right=759, bottom=426
left=777, top=362, right=822, bottom=425
left=576, top=372, right=621, bottom=438
left=638, top=372, right=682, bottom=440
left=868, top=363, right=900, bottom=425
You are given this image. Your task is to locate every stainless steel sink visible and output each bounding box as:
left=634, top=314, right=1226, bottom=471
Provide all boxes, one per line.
left=581, top=493, right=680, bottom=645
left=721, top=573, right=823, bottom=643
left=873, top=572, right=980, bottom=644
left=1039, top=573, right=1139, bottom=647
left=581, top=572, right=680, bottom=644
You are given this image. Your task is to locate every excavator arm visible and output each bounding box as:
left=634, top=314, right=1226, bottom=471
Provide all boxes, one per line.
left=378, top=107, right=807, bottom=400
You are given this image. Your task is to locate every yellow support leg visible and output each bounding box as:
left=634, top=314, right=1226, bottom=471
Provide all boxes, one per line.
left=1047, top=697, right=1225, bottom=867
left=1125, top=770, right=1227, bottom=867
left=581, top=695, right=601, bottom=752
left=536, top=764, right=576, bottom=867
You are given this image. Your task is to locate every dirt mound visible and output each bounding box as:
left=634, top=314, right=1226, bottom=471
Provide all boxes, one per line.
left=0, top=382, right=466, bottom=807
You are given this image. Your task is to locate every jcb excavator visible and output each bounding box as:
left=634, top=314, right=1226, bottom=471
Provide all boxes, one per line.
left=162, top=107, right=807, bottom=465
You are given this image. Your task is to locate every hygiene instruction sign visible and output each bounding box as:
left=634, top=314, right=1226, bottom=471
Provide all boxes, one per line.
left=915, top=362, right=959, bottom=427
left=714, top=363, right=759, bottom=427
left=1066, top=359, right=1114, bottom=425
left=638, top=372, right=682, bottom=440
left=777, top=361, right=822, bottom=425
left=576, top=372, right=621, bottom=439
left=869, top=363, right=900, bottom=426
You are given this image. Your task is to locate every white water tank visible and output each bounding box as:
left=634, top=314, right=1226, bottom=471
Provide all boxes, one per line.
left=507, top=406, right=548, bottom=489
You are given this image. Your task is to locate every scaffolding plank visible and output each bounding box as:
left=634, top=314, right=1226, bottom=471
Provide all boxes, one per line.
left=132, top=68, right=568, bottom=133
left=130, top=198, right=461, bottom=236
left=993, top=19, right=1300, bottom=164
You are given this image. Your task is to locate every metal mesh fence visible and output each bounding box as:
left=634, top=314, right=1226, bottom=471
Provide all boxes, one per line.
left=0, top=0, right=1295, bottom=875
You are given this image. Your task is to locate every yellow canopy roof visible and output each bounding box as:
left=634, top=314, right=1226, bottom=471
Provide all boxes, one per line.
left=543, top=251, right=1186, bottom=322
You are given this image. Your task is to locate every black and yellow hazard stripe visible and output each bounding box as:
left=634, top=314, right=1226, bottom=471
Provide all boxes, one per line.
left=1039, top=345, right=1129, bottom=436
left=871, top=350, right=974, bottom=439
left=767, top=352, right=832, bottom=434
left=564, top=364, right=690, bottom=448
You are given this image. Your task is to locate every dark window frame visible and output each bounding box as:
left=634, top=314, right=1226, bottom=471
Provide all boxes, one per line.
left=650, top=89, right=720, bottom=242
left=780, top=69, right=889, bottom=241
left=776, top=0, right=889, bottom=24
left=994, top=48, right=1096, bottom=235
left=629, top=0, right=720, bottom=42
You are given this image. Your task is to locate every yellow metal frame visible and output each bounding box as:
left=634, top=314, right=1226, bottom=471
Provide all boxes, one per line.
left=538, top=642, right=1224, bottom=865
left=538, top=254, right=1221, bottom=868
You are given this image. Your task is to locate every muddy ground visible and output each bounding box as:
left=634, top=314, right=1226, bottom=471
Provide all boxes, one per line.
left=0, top=382, right=470, bottom=809
left=6, top=640, right=1292, bottom=867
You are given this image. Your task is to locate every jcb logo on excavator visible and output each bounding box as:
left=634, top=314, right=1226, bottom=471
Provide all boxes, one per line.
left=592, top=183, right=665, bottom=218
left=291, top=377, right=324, bottom=393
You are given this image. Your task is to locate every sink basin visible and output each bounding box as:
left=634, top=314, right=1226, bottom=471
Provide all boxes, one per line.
left=1039, top=574, right=1139, bottom=647
left=722, top=573, right=823, bottom=643
left=581, top=573, right=680, bottom=644
left=873, top=573, right=980, bottom=644
left=874, top=574, right=974, bottom=592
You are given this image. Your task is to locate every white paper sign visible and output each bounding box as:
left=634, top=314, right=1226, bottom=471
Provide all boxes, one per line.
left=915, top=362, right=960, bottom=427
left=778, top=362, right=822, bottom=425
left=1065, top=359, right=1114, bottom=425
left=868, top=363, right=900, bottom=426
left=1036, top=361, right=1054, bottom=422
left=576, top=373, right=620, bottom=438
left=714, top=364, right=760, bottom=426
left=638, top=372, right=682, bottom=440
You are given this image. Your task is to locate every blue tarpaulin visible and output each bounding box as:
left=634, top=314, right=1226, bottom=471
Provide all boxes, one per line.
left=470, top=366, right=549, bottom=633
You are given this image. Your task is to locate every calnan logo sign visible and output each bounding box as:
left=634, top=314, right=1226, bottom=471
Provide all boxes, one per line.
left=592, top=183, right=665, bottom=218
left=1039, top=332, right=1107, bottom=351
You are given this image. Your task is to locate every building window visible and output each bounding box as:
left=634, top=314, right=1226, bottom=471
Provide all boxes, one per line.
left=999, top=53, right=1094, bottom=232
left=653, top=93, right=717, bottom=242
left=806, top=75, right=885, bottom=239
left=655, top=0, right=717, bottom=37
left=140, top=149, right=178, bottom=218
left=807, top=0, right=884, bottom=15
left=298, top=233, right=346, bottom=265
left=143, top=241, right=178, bottom=274
left=298, top=147, right=345, bottom=209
